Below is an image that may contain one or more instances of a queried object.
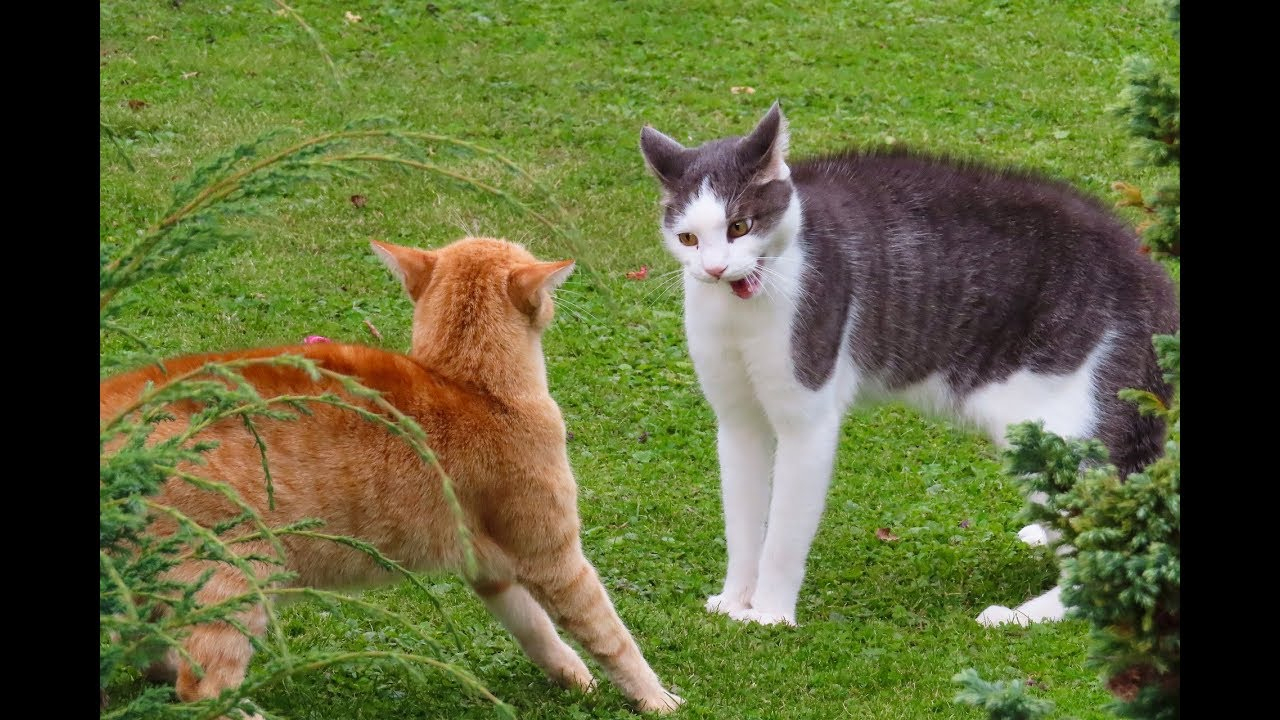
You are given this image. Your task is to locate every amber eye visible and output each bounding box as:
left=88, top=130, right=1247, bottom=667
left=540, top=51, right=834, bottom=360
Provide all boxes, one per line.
left=727, top=218, right=753, bottom=239
left=677, top=232, right=698, bottom=247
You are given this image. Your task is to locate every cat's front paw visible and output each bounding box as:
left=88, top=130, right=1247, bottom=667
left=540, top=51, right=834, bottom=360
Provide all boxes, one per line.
left=636, top=690, right=685, bottom=714
left=551, top=657, right=595, bottom=693
left=975, top=605, right=1030, bottom=627
left=705, top=589, right=751, bottom=616
left=727, top=607, right=796, bottom=627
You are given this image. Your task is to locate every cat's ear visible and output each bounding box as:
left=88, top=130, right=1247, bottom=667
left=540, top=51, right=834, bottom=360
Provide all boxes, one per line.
left=740, top=101, right=791, bottom=183
left=508, top=259, right=576, bottom=317
left=371, top=240, right=437, bottom=299
left=640, top=125, right=691, bottom=185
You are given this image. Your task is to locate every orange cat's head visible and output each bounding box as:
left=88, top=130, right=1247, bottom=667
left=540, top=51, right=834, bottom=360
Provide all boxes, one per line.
left=371, top=237, right=575, bottom=360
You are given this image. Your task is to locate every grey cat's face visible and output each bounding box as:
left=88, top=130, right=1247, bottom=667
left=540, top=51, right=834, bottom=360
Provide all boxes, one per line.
left=640, top=103, right=799, bottom=299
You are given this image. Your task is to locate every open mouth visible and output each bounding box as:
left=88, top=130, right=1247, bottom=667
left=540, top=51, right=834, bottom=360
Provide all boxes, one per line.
left=728, top=260, right=765, bottom=300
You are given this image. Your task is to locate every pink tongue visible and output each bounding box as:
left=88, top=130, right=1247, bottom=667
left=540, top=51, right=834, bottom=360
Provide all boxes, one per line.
left=730, top=272, right=761, bottom=299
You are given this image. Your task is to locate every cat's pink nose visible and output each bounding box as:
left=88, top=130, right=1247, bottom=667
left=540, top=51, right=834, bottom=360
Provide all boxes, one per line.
left=705, top=265, right=727, bottom=279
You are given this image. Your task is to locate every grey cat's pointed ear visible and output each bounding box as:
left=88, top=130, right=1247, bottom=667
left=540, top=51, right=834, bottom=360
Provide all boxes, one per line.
left=640, top=125, right=691, bottom=185
left=739, top=101, right=791, bottom=183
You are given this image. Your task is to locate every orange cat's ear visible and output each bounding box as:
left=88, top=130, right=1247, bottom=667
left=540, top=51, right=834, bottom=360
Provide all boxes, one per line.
left=508, top=259, right=576, bottom=317
left=371, top=240, right=437, bottom=299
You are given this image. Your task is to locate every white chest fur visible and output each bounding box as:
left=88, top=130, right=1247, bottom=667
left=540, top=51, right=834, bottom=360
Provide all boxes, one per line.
left=681, top=239, right=858, bottom=430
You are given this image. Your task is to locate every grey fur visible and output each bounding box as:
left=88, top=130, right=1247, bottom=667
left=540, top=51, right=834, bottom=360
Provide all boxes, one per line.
left=640, top=106, right=1178, bottom=476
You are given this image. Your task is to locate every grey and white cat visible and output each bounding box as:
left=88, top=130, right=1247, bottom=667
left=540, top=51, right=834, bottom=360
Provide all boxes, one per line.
left=637, top=103, right=1178, bottom=627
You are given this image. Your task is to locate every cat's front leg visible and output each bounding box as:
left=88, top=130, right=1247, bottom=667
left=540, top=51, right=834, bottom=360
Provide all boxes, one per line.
left=706, top=413, right=775, bottom=616
left=519, top=548, right=683, bottom=714
left=472, top=578, right=594, bottom=692
left=731, top=411, right=840, bottom=627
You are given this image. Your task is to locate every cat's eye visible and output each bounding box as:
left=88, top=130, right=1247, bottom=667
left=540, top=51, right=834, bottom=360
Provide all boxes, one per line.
left=677, top=232, right=698, bottom=247
left=727, top=218, right=753, bottom=239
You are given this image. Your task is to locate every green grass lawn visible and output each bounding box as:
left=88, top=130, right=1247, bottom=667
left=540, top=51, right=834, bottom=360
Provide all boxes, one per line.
left=100, top=1, right=1178, bottom=718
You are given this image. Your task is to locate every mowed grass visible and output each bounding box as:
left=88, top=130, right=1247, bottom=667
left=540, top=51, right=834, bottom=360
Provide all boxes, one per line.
left=100, top=2, right=1178, bottom=718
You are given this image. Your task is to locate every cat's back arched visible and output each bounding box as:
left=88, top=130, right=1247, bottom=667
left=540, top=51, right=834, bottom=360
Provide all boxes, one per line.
left=787, top=146, right=1174, bottom=392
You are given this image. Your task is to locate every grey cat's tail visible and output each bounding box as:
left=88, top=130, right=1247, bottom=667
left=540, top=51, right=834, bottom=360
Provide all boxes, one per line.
left=1094, top=315, right=1177, bottom=479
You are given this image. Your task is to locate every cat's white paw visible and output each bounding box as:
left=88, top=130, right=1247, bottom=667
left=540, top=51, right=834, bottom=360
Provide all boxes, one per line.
left=219, top=703, right=265, bottom=720
left=637, top=690, right=685, bottom=714
left=705, top=591, right=750, bottom=616
left=976, top=605, right=1030, bottom=627
left=727, top=607, right=796, bottom=627
left=1017, top=523, right=1051, bottom=547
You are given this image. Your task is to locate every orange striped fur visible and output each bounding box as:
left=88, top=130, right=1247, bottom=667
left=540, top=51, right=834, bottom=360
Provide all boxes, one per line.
left=100, top=237, right=683, bottom=716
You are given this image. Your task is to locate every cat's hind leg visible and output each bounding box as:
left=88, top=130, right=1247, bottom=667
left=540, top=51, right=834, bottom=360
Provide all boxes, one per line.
left=175, top=617, right=265, bottom=719
left=961, top=344, right=1112, bottom=627
left=1015, top=491, right=1065, bottom=550
left=469, top=577, right=594, bottom=693
left=979, top=433, right=1062, bottom=550
left=976, top=585, right=1066, bottom=627
left=168, top=562, right=269, bottom=720
left=173, top=614, right=267, bottom=720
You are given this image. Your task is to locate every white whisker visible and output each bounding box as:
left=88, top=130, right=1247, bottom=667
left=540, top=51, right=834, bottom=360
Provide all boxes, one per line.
left=643, top=284, right=683, bottom=311
left=639, top=270, right=685, bottom=305
left=551, top=304, right=588, bottom=324
left=643, top=272, right=686, bottom=309
left=554, top=296, right=599, bottom=323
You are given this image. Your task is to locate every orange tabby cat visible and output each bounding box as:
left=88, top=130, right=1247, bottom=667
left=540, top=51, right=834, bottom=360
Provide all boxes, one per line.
left=100, top=237, right=684, bottom=716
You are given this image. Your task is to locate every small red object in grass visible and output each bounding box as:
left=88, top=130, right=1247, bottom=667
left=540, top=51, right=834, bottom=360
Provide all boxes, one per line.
left=875, top=527, right=900, bottom=542
left=303, top=335, right=331, bottom=344
left=363, top=319, right=383, bottom=340
left=350, top=194, right=367, bottom=208
left=626, top=265, right=649, bottom=280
